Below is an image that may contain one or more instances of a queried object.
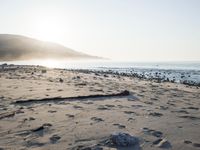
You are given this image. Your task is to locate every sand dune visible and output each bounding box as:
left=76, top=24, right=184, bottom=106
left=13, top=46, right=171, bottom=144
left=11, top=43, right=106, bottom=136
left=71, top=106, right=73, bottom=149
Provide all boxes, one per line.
left=0, top=34, right=99, bottom=61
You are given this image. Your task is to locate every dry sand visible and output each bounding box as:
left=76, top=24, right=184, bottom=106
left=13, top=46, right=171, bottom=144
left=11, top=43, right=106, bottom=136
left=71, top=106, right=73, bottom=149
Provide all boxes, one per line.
left=0, top=65, right=200, bottom=150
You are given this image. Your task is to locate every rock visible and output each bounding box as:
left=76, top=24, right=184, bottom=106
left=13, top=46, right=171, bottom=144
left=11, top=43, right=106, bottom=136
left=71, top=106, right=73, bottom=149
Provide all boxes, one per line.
left=106, top=132, right=139, bottom=147
left=41, top=69, right=47, bottom=73
left=121, top=90, right=130, bottom=96
left=59, top=78, right=64, bottom=82
left=104, top=74, right=109, bottom=77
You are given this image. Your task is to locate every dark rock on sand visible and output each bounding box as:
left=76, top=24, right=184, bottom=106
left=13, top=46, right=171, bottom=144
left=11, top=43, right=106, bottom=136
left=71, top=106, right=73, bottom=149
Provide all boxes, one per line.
left=105, top=132, right=139, bottom=147
left=41, top=70, right=47, bottom=73
left=121, top=90, right=130, bottom=96
left=59, top=78, right=64, bottom=83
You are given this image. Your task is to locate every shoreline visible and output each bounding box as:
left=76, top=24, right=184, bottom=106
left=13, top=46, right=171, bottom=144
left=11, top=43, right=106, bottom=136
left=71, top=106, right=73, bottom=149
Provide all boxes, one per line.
left=1, top=63, right=200, bottom=87
left=70, top=69, right=200, bottom=87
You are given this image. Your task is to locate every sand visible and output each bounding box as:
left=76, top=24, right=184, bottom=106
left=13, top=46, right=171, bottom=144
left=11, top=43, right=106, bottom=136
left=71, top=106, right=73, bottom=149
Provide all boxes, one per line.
left=0, top=65, right=200, bottom=150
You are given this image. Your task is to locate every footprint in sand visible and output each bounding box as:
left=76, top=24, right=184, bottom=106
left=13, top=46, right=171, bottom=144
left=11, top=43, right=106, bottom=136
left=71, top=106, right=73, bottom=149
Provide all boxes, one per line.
left=113, top=123, right=126, bottom=129
left=25, top=140, right=46, bottom=148
left=152, top=138, right=172, bottom=148
left=142, top=127, right=163, bottom=138
left=48, top=110, right=57, bottom=113
left=128, top=117, right=135, bottom=121
left=104, top=104, right=115, bottom=108
left=50, top=134, right=61, bottom=144
left=83, top=101, right=93, bottom=104
left=193, top=143, right=200, bottom=148
left=144, top=101, right=154, bottom=105
left=131, top=105, right=143, bottom=109
left=187, top=107, right=199, bottom=110
left=184, top=140, right=192, bottom=144
left=160, top=106, right=169, bottom=110
left=66, top=114, right=75, bottom=118
left=148, top=112, right=163, bottom=117
left=91, top=117, right=104, bottom=122
left=124, top=111, right=138, bottom=116
left=73, top=105, right=83, bottom=109
left=178, top=115, right=200, bottom=120
left=97, top=105, right=110, bottom=110
left=14, top=123, right=53, bottom=137
left=150, top=97, right=158, bottom=101
left=184, top=140, right=200, bottom=148
left=171, top=110, right=189, bottom=114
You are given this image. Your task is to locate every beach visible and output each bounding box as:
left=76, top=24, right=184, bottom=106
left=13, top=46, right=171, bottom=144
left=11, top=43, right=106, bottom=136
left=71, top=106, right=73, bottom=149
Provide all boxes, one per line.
left=0, top=65, right=200, bottom=150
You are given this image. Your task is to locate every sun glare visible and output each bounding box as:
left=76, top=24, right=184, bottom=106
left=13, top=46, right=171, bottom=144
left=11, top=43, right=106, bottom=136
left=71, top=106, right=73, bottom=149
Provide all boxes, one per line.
left=31, top=13, right=66, bottom=42
left=38, top=59, right=61, bottom=68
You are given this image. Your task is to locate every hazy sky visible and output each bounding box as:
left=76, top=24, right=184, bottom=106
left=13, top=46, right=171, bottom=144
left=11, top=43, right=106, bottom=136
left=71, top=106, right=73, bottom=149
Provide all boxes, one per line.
left=0, top=0, right=200, bottom=61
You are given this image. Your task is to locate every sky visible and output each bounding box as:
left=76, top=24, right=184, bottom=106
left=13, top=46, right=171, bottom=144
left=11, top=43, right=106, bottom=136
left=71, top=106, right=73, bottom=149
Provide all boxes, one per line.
left=0, top=0, right=200, bottom=61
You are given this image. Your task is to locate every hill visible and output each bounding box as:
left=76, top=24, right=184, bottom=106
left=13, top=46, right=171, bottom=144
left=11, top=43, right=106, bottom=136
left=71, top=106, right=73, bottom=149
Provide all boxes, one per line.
left=0, top=34, right=99, bottom=61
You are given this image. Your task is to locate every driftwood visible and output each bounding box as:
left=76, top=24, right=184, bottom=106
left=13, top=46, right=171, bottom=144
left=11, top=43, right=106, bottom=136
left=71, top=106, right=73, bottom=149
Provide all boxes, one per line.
left=0, top=109, right=24, bottom=120
left=0, top=111, right=15, bottom=119
left=13, top=90, right=130, bottom=105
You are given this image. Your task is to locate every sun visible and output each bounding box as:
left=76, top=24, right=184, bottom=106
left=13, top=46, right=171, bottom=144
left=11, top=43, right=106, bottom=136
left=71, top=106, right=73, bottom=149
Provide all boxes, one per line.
left=31, top=13, right=66, bottom=42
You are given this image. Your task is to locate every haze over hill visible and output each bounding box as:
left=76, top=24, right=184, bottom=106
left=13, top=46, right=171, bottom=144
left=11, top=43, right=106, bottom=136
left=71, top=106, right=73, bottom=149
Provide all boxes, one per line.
left=0, top=34, right=99, bottom=61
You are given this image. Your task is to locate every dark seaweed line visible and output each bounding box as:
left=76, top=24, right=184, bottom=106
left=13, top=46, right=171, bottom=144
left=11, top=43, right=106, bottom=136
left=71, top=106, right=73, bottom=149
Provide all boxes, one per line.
left=13, top=90, right=130, bottom=105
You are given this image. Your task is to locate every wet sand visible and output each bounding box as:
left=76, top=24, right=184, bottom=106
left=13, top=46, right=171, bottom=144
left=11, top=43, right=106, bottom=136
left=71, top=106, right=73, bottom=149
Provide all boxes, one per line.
left=0, top=65, right=200, bottom=150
